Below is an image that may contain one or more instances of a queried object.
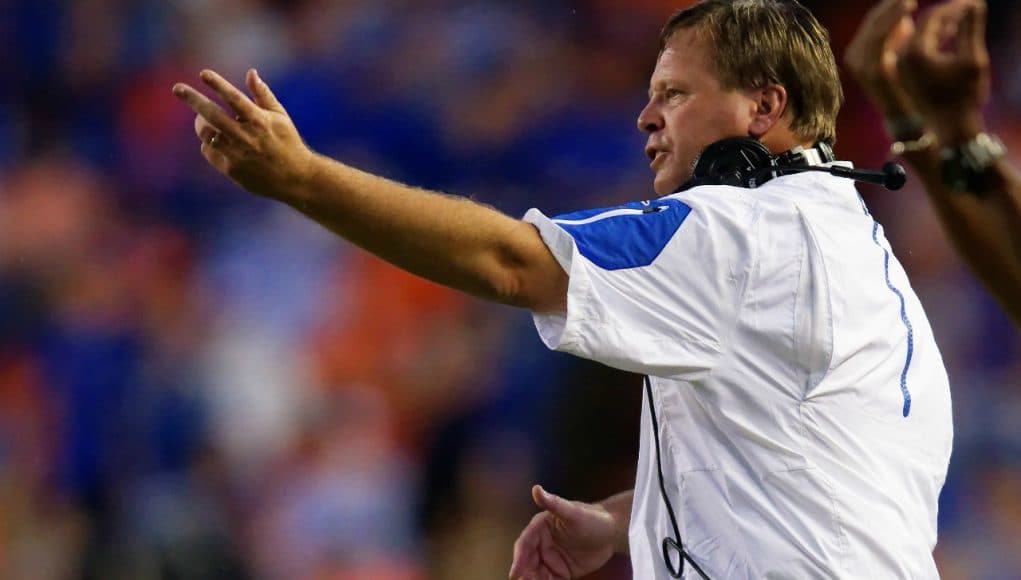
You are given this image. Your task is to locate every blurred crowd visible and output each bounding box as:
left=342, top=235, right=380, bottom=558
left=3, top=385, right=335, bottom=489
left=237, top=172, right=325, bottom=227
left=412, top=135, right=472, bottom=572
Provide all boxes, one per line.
left=0, top=0, right=1019, bottom=578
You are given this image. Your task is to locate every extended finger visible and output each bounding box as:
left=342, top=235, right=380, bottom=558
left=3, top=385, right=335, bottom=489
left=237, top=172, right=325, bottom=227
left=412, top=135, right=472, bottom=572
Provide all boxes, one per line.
left=509, top=546, right=537, bottom=578
left=194, top=114, right=218, bottom=144
left=173, top=83, right=242, bottom=137
left=864, top=0, right=916, bottom=58
left=200, top=69, right=263, bottom=121
left=912, top=0, right=969, bottom=59
left=246, top=68, right=286, bottom=114
left=510, top=515, right=543, bottom=577
left=959, top=0, right=988, bottom=61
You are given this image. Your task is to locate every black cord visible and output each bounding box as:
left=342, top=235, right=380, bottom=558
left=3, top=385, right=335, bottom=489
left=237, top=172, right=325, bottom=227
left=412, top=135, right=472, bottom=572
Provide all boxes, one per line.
left=644, top=376, right=712, bottom=579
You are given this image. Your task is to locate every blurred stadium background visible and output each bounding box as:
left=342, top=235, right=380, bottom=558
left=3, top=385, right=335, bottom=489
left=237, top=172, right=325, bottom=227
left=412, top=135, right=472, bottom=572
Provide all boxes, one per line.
left=0, top=0, right=1019, bottom=578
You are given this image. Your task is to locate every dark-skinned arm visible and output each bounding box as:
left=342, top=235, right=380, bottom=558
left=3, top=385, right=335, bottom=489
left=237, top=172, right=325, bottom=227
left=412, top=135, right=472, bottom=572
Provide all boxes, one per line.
left=846, top=0, right=1021, bottom=324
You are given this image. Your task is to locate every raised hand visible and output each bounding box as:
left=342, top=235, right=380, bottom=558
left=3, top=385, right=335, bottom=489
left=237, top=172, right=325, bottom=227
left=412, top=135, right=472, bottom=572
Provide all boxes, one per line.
left=898, top=0, right=991, bottom=144
left=509, top=485, right=619, bottom=580
left=172, top=69, right=315, bottom=201
left=845, top=0, right=919, bottom=120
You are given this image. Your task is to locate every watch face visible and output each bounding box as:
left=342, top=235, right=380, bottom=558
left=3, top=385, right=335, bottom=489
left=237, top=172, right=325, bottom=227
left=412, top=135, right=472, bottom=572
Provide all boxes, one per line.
left=962, top=133, right=1008, bottom=171
left=939, top=133, right=1006, bottom=195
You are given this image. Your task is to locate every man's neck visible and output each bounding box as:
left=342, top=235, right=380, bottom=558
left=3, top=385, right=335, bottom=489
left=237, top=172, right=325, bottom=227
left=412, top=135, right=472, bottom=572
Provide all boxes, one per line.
left=759, top=129, right=814, bottom=157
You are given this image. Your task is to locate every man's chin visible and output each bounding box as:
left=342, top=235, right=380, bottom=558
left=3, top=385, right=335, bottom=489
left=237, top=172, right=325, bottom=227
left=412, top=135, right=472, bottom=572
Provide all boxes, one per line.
left=653, top=173, right=686, bottom=197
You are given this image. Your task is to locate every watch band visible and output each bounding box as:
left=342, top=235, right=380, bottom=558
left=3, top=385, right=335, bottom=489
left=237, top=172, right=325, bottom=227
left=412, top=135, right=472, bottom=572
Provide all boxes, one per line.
left=884, top=115, right=936, bottom=156
left=884, top=115, right=927, bottom=141
left=890, top=132, right=936, bottom=156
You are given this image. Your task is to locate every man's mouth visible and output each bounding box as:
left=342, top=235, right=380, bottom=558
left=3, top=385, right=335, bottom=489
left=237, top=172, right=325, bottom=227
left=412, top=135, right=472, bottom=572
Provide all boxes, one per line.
left=650, top=151, right=669, bottom=169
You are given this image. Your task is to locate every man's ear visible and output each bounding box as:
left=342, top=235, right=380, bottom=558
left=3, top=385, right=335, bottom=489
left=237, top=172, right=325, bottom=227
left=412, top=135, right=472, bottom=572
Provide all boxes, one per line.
left=747, top=84, right=788, bottom=138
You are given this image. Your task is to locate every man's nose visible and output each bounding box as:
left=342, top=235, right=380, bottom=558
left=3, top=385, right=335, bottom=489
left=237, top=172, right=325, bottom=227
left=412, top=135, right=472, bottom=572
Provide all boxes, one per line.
left=637, top=101, right=663, bottom=134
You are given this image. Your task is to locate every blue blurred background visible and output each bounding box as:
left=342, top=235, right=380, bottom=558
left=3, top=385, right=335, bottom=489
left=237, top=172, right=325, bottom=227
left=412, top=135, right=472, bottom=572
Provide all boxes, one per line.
left=0, top=0, right=1018, bottom=578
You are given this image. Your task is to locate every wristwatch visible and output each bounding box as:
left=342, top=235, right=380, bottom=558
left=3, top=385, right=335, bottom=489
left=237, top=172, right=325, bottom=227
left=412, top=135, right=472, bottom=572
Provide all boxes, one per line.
left=940, top=132, right=1007, bottom=194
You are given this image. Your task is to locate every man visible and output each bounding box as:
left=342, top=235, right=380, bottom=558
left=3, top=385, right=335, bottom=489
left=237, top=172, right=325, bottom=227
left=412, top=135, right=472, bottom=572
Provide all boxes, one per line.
left=846, top=0, right=1021, bottom=325
left=173, top=0, right=953, bottom=578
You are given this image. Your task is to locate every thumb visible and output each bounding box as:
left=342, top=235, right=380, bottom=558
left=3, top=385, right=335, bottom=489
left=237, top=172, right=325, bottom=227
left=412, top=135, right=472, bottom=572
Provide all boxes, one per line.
left=532, top=485, right=578, bottom=521
left=246, top=68, right=285, bottom=114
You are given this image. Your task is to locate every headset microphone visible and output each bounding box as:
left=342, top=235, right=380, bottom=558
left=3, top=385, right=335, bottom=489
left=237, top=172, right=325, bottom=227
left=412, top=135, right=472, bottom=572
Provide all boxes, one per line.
left=768, top=161, right=907, bottom=191
left=679, top=137, right=909, bottom=192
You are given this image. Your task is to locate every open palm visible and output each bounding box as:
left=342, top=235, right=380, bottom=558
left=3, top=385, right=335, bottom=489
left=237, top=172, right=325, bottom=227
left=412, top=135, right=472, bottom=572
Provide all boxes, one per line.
left=510, top=486, right=618, bottom=580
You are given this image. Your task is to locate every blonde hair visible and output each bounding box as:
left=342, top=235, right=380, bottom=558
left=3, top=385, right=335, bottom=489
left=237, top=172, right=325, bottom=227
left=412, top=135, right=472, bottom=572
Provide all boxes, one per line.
left=661, top=0, right=843, bottom=144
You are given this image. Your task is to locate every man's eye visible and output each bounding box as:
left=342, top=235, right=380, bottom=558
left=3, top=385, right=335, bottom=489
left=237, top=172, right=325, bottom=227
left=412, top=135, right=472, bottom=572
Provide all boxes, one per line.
left=666, top=89, right=685, bottom=99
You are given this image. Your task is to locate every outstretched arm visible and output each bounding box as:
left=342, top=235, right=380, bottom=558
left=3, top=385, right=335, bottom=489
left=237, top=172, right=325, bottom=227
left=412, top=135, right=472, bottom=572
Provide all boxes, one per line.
left=172, top=69, right=567, bottom=313
left=846, top=0, right=1021, bottom=324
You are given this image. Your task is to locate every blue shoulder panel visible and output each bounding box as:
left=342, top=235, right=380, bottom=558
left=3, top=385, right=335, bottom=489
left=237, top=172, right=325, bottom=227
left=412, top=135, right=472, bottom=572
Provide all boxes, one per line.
left=552, top=199, right=692, bottom=270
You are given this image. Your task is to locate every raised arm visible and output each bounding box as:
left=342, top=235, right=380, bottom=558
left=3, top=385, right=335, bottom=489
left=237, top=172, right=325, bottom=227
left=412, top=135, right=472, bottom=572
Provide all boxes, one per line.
left=896, top=0, right=1021, bottom=323
left=172, top=69, right=567, bottom=313
left=846, top=0, right=1021, bottom=324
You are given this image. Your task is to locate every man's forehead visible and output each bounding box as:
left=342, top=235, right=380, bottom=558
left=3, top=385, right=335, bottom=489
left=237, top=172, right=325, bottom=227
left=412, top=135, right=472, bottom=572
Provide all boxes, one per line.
left=649, top=29, right=707, bottom=85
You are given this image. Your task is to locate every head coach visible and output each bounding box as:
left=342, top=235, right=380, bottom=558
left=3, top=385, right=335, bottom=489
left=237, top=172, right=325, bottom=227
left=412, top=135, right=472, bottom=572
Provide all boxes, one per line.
left=172, top=0, right=954, bottom=578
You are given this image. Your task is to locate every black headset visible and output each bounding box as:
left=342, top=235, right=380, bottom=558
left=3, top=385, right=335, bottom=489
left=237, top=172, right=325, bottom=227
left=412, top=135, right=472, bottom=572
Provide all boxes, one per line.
left=649, top=138, right=906, bottom=579
left=677, top=137, right=906, bottom=192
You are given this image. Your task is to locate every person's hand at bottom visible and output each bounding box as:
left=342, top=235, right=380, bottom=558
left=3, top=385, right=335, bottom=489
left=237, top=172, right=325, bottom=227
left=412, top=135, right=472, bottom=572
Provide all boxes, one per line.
left=509, top=485, right=619, bottom=580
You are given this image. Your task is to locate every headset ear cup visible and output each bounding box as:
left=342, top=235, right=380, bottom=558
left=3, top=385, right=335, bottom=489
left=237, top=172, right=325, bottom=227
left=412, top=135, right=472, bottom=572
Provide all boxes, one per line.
left=675, top=138, right=841, bottom=194
left=685, top=137, right=775, bottom=190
